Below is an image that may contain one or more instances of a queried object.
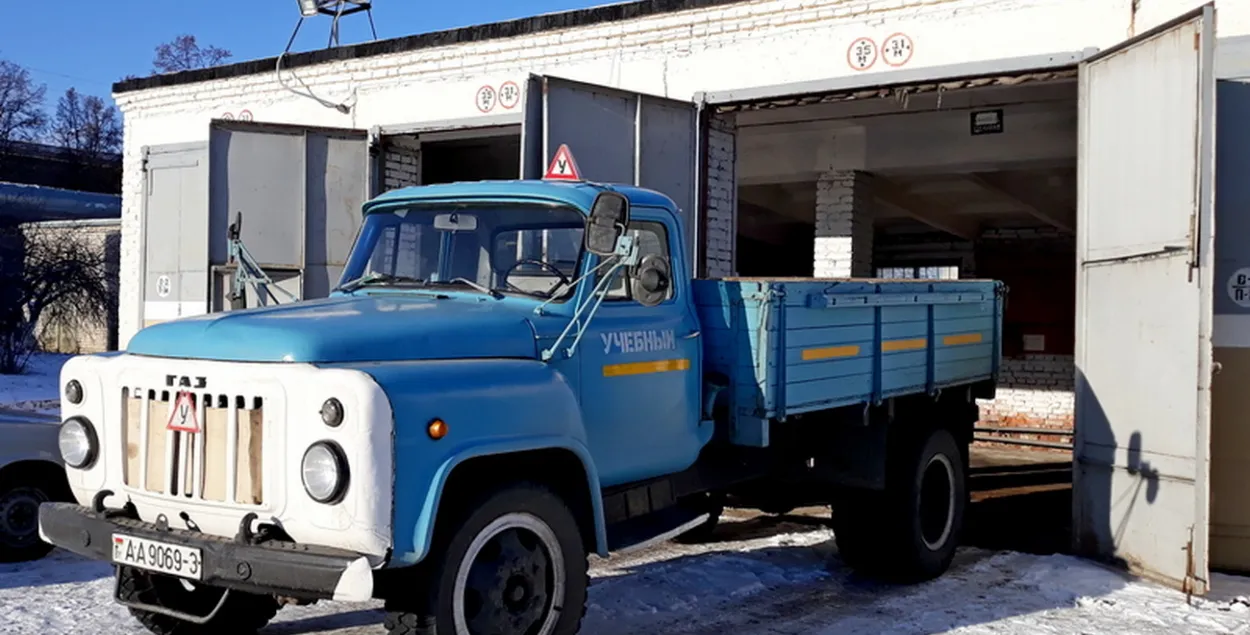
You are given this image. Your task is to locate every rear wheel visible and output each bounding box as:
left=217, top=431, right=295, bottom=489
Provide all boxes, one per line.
left=0, top=474, right=56, bottom=563
left=385, top=483, right=588, bottom=635
left=118, top=566, right=280, bottom=635
left=833, top=427, right=967, bottom=583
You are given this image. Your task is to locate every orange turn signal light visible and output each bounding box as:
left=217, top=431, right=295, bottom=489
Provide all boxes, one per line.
left=427, top=418, right=448, bottom=440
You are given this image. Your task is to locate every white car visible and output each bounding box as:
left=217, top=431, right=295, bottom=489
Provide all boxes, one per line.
left=0, top=412, right=71, bottom=562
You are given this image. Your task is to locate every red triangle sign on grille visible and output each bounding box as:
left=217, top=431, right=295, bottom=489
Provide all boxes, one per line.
left=166, top=391, right=201, bottom=433
left=543, top=144, right=582, bottom=181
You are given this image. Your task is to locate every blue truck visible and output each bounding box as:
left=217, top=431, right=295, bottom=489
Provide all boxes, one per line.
left=38, top=180, right=1003, bottom=635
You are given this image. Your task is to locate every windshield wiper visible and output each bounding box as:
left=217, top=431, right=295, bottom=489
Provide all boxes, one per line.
left=333, top=272, right=425, bottom=293
left=426, top=277, right=504, bottom=300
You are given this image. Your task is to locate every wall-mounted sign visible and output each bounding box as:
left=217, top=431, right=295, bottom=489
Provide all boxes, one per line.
left=971, top=109, right=1004, bottom=135
left=1023, top=334, right=1046, bottom=352
left=1227, top=267, right=1250, bottom=308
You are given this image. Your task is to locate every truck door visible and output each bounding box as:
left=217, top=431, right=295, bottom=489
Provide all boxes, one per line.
left=1073, top=4, right=1216, bottom=594
left=520, top=77, right=706, bottom=486
left=520, top=75, right=700, bottom=277
left=574, top=212, right=704, bottom=487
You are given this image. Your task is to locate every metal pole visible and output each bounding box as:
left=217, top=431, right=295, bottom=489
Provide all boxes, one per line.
left=973, top=435, right=1073, bottom=450
left=974, top=425, right=1074, bottom=436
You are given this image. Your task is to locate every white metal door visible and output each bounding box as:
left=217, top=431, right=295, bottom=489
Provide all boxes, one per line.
left=1073, top=4, right=1216, bottom=594
left=141, top=143, right=208, bottom=329
left=520, top=76, right=700, bottom=275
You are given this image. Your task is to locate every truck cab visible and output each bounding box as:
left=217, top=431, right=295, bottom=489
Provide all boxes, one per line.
left=39, top=180, right=1001, bottom=635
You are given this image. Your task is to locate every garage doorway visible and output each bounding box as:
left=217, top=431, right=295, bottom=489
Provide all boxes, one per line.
left=378, top=123, right=521, bottom=191
left=727, top=69, right=1080, bottom=436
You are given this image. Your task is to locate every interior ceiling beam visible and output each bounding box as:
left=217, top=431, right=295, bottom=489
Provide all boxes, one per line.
left=873, top=177, right=979, bottom=241
left=735, top=80, right=1077, bottom=129
left=964, top=172, right=1074, bottom=233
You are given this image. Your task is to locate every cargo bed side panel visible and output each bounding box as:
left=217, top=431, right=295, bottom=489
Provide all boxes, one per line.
left=693, top=279, right=1003, bottom=447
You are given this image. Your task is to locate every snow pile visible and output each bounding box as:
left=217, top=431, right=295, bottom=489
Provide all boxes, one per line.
left=0, top=353, right=69, bottom=414
left=3, top=521, right=1248, bottom=635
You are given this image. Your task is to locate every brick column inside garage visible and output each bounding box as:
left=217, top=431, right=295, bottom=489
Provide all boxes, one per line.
left=815, top=170, right=874, bottom=278
left=704, top=114, right=737, bottom=278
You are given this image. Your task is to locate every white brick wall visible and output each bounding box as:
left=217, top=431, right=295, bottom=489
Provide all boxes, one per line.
left=383, top=137, right=421, bottom=191
left=112, top=0, right=1249, bottom=344
left=705, top=113, right=737, bottom=278
left=978, top=355, right=1076, bottom=430
left=815, top=170, right=873, bottom=278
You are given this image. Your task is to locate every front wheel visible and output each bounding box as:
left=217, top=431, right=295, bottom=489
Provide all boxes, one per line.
left=385, top=483, right=588, bottom=635
left=833, top=427, right=967, bottom=583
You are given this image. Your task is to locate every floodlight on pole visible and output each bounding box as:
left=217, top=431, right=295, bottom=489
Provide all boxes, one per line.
left=298, top=0, right=320, bottom=18
left=289, top=1, right=377, bottom=48
left=295, top=1, right=373, bottom=19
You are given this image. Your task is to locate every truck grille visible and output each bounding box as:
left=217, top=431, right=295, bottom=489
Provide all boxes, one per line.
left=121, top=386, right=265, bottom=505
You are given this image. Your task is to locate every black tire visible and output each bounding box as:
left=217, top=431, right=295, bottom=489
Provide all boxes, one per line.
left=0, top=473, right=57, bottom=563
left=384, top=482, right=588, bottom=635
left=118, top=566, right=280, bottom=635
left=833, top=427, right=967, bottom=583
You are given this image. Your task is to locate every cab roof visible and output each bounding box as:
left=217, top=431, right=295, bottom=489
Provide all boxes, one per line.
left=365, top=179, right=678, bottom=215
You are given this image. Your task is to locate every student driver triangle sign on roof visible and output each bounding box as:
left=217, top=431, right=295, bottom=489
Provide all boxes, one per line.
left=544, top=144, right=582, bottom=181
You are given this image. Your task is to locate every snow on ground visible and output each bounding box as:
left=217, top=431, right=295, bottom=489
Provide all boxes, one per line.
left=0, top=353, right=69, bottom=415
left=2, top=517, right=1247, bottom=635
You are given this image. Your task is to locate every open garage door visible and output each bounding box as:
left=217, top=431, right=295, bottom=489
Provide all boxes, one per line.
left=1073, top=4, right=1216, bottom=593
left=521, top=76, right=699, bottom=274
left=207, top=120, right=374, bottom=306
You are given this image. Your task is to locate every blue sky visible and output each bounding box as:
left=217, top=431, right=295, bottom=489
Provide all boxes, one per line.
left=0, top=1, right=604, bottom=111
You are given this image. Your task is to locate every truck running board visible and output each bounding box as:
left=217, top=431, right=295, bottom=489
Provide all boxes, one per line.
left=606, top=506, right=710, bottom=555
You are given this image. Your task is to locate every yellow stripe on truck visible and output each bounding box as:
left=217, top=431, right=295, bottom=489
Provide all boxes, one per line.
left=942, top=333, right=984, bottom=346
left=801, top=345, right=861, bottom=361
left=603, top=358, right=691, bottom=377
left=882, top=338, right=927, bottom=352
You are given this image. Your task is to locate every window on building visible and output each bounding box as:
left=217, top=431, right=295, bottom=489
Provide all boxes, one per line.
left=876, top=265, right=961, bottom=280
left=598, top=221, right=673, bottom=303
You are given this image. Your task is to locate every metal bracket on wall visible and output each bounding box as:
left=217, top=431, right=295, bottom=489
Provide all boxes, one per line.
left=225, top=212, right=299, bottom=310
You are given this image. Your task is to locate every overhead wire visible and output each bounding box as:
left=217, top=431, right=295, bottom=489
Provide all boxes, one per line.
left=275, top=2, right=379, bottom=114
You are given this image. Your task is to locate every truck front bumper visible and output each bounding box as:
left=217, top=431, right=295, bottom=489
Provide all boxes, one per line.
left=37, top=501, right=376, bottom=602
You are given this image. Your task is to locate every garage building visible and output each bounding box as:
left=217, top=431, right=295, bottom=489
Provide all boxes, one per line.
left=111, top=0, right=1250, bottom=596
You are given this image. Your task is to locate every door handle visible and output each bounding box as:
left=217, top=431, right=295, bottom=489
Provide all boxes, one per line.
left=682, top=330, right=701, bottom=339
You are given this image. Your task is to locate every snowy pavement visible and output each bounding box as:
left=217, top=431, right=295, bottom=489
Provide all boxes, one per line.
left=0, top=353, right=69, bottom=416
left=2, top=514, right=1247, bottom=635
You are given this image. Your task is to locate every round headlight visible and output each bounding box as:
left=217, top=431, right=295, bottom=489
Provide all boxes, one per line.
left=320, top=398, right=344, bottom=427
left=301, top=441, right=349, bottom=504
left=65, top=380, right=83, bottom=405
left=58, top=417, right=98, bottom=469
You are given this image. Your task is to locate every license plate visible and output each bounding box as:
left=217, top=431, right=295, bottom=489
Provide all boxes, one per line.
left=112, top=534, right=204, bottom=580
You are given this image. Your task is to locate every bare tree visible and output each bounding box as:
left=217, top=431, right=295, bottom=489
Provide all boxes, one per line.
left=0, top=224, right=111, bottom=374
left=0, top=59, right=47, bottom=161
left=51, top=88, right=122, bottom=160
left=152, top=35, right=233, bottom=74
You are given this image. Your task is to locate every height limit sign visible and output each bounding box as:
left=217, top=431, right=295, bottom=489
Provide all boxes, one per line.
left=1229, top=268, right=1250, bottom=307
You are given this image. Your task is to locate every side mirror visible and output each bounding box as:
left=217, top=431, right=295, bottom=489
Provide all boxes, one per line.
left=632, top=254, right=671, bottom=307
left=585, top=191, right=630, bottom=256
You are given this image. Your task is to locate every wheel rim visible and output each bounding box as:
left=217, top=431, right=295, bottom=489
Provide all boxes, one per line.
left=919, top=454, right=956, bottom=551
left=0, top=486, right=48, bottom=549
left=453, top=512, right=565, bottom=635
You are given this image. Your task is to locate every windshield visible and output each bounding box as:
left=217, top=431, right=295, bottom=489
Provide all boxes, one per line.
left=339, top=203, right=587, bottom=300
